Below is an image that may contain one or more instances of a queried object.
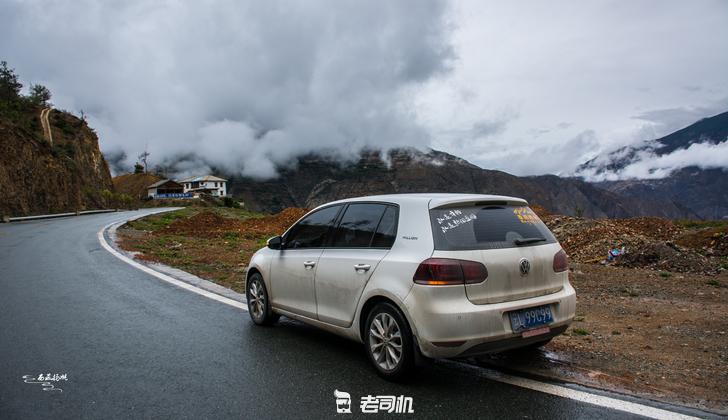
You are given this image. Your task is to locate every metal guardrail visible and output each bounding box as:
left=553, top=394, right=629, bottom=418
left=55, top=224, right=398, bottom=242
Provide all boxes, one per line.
left=2, top=209, right=120, bottom=223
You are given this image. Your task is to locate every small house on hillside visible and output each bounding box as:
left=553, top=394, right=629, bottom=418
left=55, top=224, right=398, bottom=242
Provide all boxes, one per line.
left=180, top=175, right=228, bottom=197
left=147, top=179, right=185, bottom=198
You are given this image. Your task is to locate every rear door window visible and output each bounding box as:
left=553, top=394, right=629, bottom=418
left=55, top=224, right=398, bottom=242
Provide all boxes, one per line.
left=371, top=205, right=398, bottom=248
left=430, top=205, right=556, bottom=250
left=284, top=205, right=343, bottom=249
left=331, top=204, right=388, bottom=248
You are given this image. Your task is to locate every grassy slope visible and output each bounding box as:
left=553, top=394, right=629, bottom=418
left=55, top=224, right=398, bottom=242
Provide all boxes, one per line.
left=118, top=207, right=268, bottom=292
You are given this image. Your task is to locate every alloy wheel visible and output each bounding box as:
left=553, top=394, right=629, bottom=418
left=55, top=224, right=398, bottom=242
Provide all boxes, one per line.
left=368, top=312, right=403, bottom=371
left=248, top=278, right=265, bottom=321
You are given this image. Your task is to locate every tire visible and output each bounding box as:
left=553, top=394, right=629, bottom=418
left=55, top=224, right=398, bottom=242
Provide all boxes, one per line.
left=364, top=302, right=415, bottom=381
left=246, top=273, right=279, bottom=326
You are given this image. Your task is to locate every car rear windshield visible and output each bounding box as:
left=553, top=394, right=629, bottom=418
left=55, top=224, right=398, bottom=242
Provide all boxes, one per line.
left=429, top=205, right=557, bottom=250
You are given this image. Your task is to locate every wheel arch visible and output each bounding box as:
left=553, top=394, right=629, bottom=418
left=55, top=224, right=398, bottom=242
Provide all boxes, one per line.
left=358, top=295, right=415, bottom=343
left=246, top=266, right=261, bottom=282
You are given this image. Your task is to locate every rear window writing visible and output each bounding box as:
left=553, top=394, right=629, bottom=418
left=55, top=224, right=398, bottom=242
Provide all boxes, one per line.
left=430, top=205, right=557, bottom=250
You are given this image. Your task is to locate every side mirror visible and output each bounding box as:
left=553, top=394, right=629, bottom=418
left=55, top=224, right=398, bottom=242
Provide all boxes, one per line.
left=267, top=235, right=283, bottom=250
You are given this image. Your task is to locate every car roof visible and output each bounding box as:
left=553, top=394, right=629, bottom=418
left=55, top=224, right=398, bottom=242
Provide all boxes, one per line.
left=324, top=193, right=528, bottom=209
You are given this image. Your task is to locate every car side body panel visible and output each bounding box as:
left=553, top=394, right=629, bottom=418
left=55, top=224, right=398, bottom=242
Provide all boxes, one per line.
left=247, top=193, right=577, bottom=358
left=314, top=248, right=389, bottom=327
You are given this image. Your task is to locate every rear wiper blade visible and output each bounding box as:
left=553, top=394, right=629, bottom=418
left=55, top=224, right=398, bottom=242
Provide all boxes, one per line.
left=514, top=237, right=546, bottom=246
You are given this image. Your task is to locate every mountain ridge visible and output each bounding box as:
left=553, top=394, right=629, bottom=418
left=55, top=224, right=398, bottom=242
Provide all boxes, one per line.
left=578, top=110, right=728, bottom=176
left=579, top=110, right=728, bottom=219
left=224, top=148, right=695, bottom=218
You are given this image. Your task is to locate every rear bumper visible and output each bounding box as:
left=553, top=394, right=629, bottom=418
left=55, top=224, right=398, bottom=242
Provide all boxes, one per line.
left=403, top=282, right=576, bottom=359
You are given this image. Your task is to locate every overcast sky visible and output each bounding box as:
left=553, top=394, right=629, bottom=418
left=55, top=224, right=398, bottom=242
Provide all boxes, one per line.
left=2, top=0, right=727, bottom=178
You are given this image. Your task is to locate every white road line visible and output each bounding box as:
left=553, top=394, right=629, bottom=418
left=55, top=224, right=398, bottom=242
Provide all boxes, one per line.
left=98, top=211, right=700, bottom=420
left=445, top=361, right=700, bottom=420
left=97, top=216, right=247, bottom=311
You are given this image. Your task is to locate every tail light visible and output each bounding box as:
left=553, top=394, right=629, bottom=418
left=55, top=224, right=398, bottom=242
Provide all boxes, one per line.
left=413, top=258, right=488, bottom=285
left=553, top=249, right=569, bottom=272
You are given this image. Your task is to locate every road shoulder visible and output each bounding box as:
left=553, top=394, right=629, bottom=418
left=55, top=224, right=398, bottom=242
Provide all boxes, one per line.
left=98, top=210, right=246, bottom=310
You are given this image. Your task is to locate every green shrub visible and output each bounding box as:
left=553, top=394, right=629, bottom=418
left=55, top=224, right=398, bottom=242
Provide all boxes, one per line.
left=706, top=279, right=723, bottom=288
left=571, top=328, right=590, bottom=336
left=223, top=196, right=239, bottom=208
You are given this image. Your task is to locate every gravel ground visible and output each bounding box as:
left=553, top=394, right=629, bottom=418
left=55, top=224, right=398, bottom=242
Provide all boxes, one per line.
left=473, top=263, right=728, bottom=414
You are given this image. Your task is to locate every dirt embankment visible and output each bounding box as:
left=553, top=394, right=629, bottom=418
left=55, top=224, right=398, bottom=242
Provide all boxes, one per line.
left=112, top=173, right=162, bottom=201
left=542, top=215, right=727, bottom=274
left=157, top=207, right=308, bottom=238
left=0, top=106, right=113, bottom=217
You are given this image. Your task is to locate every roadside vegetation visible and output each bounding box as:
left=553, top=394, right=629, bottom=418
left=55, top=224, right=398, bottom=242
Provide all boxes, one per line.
left=118, top=207, right=304, bottom=292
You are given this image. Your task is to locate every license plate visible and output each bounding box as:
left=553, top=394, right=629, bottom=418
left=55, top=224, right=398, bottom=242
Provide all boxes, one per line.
left=508, top=305, right=553, bottom=333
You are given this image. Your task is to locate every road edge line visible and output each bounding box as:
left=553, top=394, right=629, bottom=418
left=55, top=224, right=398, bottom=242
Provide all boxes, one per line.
left=5, top=209, right=118, bottom=223
left=97, top=213, right=247, bottom=311
left=439, top=360, right=701, bottom=420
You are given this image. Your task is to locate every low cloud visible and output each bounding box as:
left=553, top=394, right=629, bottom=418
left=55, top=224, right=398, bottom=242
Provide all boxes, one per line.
left=475, top=130, right=600, bottom=176
left=581, top=141, right=728, bottom=181
left=616, top=141, right=728, bottom=180
left=1, top=0, right=454, bottom=178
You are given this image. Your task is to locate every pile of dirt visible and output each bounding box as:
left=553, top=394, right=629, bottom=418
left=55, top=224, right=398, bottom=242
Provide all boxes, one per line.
left=676, top=227, right=728, bottom=257
left=232, top=208, right=308, bottom=238
left=542, top=215, right=721, bottom=274
left=619, top=217, right=684, bottom=241
left=529, top=204, right=551, bottom=217
left=160, top=208, right=309, bottom=239
left=160, top=211, right=230, bottom=237
left=614, top=242, right=712, bottom=273
left=543, top=216, right=667, bottom=262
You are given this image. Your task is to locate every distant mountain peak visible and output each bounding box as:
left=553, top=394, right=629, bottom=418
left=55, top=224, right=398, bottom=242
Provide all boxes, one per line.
left=577, top=110, right=728, bottom=180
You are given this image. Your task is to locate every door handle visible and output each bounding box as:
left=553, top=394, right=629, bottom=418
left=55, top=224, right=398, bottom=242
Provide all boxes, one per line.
left=303, top=261, right=316, bottom=269
left=354, top=264, right=371, bottom=272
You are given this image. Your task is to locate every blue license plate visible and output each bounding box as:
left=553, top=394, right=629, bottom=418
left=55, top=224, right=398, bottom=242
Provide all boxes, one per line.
left=508, top=305, right=553, bottom=332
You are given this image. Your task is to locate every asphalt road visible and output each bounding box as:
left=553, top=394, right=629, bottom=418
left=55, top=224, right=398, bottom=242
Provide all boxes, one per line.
left=0, top=210, right=676, bottom=419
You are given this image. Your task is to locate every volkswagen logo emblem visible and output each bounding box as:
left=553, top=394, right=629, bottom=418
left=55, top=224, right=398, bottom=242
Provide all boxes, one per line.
left=519, top=258, right=531, bottom=276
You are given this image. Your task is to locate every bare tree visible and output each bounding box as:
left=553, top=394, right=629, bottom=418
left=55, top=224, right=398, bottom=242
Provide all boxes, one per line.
left=138, top=148, right=150, bottom=173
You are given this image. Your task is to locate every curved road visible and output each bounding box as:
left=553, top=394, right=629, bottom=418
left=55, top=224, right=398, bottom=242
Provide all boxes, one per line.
left=0, top=210, right=696, bottom=418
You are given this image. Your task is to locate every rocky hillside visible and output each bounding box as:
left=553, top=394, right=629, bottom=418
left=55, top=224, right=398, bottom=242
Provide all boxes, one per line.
left=113, top=173, right=162, bottom=200
left=596, top=168, right=727, bottom=220
left=0, top=104, right=113, bottom=217
left=227, top=148, right=694, bottom=218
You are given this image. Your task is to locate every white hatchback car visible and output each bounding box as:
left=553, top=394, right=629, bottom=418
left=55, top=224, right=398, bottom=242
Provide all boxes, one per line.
left=246, top=194, right=576, bottom=379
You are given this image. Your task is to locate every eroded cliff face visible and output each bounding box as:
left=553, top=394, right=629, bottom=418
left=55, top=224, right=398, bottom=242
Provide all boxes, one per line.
left=0, top=107, right=113, bottom=217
